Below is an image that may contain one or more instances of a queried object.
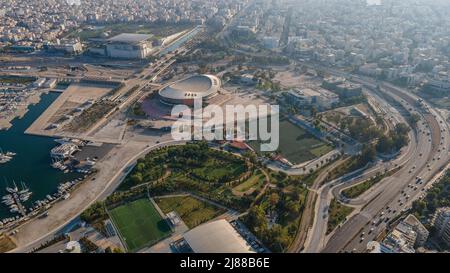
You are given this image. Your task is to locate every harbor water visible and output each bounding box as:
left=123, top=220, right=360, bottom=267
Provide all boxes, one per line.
left=0, top=92, right=81, bottom=219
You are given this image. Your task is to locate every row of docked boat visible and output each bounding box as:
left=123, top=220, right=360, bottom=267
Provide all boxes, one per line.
left=28, top=177, right=83, bottom=211
left=0, top=215, right=21, bottom=227
left=1, top=181, right=31, bottom=215
left=0, top=150, right=16, bottom=164
left=1, top=175, right=87, bottom=229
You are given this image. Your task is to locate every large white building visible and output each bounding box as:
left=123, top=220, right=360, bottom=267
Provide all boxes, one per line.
left=106, top=33, right=154, bottom=59
left=159, top=74, right=220, bottom=106
left=181, top=219, right=255, bottom=253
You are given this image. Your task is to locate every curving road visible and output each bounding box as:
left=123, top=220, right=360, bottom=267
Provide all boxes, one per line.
left=319, top=76, right=449, bottom=253
left=9, top=139, right=185, bottom=253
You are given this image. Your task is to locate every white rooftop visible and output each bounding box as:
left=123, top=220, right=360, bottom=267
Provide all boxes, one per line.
left=108, top=33, right=153, bottom=44
left=183, top=219, right=255, bottom=253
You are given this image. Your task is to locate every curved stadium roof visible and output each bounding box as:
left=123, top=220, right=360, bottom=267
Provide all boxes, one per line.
left=159, top=74, right=220, bottom=101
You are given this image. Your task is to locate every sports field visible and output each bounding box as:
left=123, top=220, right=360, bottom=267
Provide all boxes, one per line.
left=249, top=117, right=333, bottom=164
left=109, top=199, right=171, bottom=252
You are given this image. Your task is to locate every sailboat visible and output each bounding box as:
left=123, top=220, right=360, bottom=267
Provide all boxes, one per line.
left=5, top=181, right=18, bottom=194
left=0, top=147, right=15, bottom=164
left=18, top=181, right=32, bottom=202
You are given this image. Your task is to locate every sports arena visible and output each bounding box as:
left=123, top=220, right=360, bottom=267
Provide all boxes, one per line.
left=158, top=74, right=220, bottom=106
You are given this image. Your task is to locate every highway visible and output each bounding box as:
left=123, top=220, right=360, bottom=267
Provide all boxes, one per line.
left=287, top=158, right=348, bottom=253
left=312, top=74, right=450, bottom=253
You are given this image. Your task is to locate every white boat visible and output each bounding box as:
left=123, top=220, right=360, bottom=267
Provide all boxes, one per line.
left=2, top=195, right=12, bottom=200
left=54, top=138, right=71, bottom=145
left=6, top=186, right=18, bottom=193
left=0, top=155, right=12, bottom=164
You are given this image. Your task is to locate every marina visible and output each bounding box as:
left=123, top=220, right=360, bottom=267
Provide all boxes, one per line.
left=0, top=92, right=82, bottom=222
left=2, top=181, right=31, bottom=216
left=0, top=176, right=87, bottom=229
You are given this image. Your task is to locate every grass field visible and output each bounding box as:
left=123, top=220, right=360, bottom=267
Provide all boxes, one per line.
left=191, top=158, right=246, bottom=182
left=249, top=117, right=333, bottom=164
left=233, top=173, right=265, bottom=193
left=155, top=195, right=225, bottom=229
left=109, top=199, right=171, bottom=252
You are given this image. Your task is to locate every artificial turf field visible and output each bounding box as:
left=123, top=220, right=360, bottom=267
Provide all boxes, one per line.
left=109, top=198, right=171, bottom=252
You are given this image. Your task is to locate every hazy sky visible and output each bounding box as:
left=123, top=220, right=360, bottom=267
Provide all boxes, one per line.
left=366, top=0, right=382, bottom=5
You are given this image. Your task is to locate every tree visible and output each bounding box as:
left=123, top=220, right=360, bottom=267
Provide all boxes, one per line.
left=269, top=192, right=280, bottom=208
left=130, top=173, right=143, bottom=185
left=360, top=144, right=376, bottom=164
left=113, top=247, right=124, bottom=253
left=409, top=113, right=420, bottom=126
left=376, top=135, right=394, bottom=153
left=136, top=162, right=146, bottom=172
left=245, top=205, right=268, bottom=237
left=394, top=123, right=410, bottom=135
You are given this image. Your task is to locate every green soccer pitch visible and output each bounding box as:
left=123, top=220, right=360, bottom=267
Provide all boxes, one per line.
left=109, top=198, right=172, bottom=252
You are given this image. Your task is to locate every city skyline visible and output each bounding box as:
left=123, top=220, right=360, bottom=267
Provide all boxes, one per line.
left=1, top=0, right=450, bottom=259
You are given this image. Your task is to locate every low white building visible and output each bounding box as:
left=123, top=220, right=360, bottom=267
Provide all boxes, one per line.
left=44, top=79, right=57, bottom=89
left=50, top=143, right=79, bottom=160
left=182, top=219, right=255, bottom=253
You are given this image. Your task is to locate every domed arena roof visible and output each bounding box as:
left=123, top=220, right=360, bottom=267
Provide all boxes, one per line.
left=159, top=74, right=220, bottom=101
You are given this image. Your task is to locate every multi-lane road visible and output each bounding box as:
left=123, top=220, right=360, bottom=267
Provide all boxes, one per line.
left=304, top=71, right=450, bottom=253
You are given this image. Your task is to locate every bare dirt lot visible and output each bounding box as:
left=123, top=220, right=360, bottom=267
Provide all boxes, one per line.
left=273, top=70, right=321, bottom=89
left=25, top=83, right=113, bottom=138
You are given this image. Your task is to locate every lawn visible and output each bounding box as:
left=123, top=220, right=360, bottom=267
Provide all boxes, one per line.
left=326, top=198, right=354, bottom=234
left=249, top=117, right=333, bottom=164
left=109, top=198, right=171, bottom=252
left=191, top=158, right=246, bottom=182
left=310, top=144, right=334, bottom=157
left=154, top=195, right=225, bottom=229
left=233, top=173, right=265, bottom=193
